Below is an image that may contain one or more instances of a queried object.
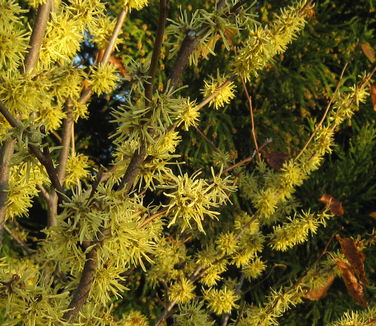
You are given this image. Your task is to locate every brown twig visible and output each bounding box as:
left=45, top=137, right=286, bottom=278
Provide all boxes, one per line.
left=154, top=298, right=178, bottom=326
left=169, top=31, right=200, bottom=89
left=222, top=138, right=272, bottom=174
left=168, top=0, right=246, bottom=89
left=37, top=184, right=50, bottom=201
left=79, top=8, right=129, bottom=104
left=101, top=8, right=129, bottom=65
left=3, top=224, right=34, bottom=255
left=295, top=63, right=349, bottom=161
left=145, top=0, right=169, bottom=101
left=47, top=102, right=73, bottom=226
left=23, top=0, right=53, bottom=73
left=139, top=208, right=168, bottom=228
left=195, top=126, right=221, bottom=152
left=0, top=102, right=64, bottom=197
left=240, top=75, right=260, bottom=162
left=222, top=274, right=245, bottom=326
left=62, top=248, right=98, bottom=322
left=118, top=0, right=169, bottom=192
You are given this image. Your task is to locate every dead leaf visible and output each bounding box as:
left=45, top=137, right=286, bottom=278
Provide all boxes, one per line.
left=336, top=259, right=367, bottom=308
left=336, top=234, right=368, bottom=285
left=262, top=151, right=289, bottom=170
left=223, top=27, right=238, bottom=47
left=304, top=273, right=336, bottom=301
left=371, top=86, right=376, bottom=111
left=360, top=43, right=376, bottom=63
left=319, top=194, right=344, bottom=216
left=369, top=212, right=376, bottom=219
left=109, top=55, right=130, bottom=79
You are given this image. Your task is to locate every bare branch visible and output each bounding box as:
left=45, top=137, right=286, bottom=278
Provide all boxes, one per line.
left=101, top=8, right=129, bottom=65
left=0, top=102, right=64, bottom=198
left=169, top=32, right=199, bottom=89
left=23, top=0, right=53, bottom=73
left=62, top=248, right=98, bottom=322
left=145, top=0, right=169, bottom=101
left=79, top=8, right=129, bottom=104
left=168, top=0, right=246, bottom=89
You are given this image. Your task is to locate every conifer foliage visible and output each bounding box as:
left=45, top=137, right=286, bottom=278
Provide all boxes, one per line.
left=0, top=0, right=375, bottom=325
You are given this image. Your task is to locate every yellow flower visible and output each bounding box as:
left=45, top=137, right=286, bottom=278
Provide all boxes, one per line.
left=121, top=0, right=149, bottom=10
left=90, top=63, right=118, bottom=95
left=201, top=73, right=236, bottom=109
left=169, top=278, right=196, bottom=304
left=64, top=153, right=91, bottom=188
left=203, top=287, right=239, bottom=315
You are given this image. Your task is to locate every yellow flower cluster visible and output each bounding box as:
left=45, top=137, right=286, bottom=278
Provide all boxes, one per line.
left=64, top=153, right=91, bottom=189
left=203, top=287, right=239, bottom=315
left=7, top=163, right=49, bottom=220
left=233, top=0, right=311, bottom=81
left=90, top=63, right=119, bottom=95
left=201, top=73, right=236, bottom=109
left=169, top=277, right=196, bottom=304
left=121, top=0, right=149, bottom=10
left=269, top=210, right=332, bottom=251
left=0, top=0, right=28, bottom=72
left=163, top=171, right=235, bottom=233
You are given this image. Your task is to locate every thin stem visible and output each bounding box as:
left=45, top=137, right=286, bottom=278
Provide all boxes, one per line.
left=79, top=8, right=129, bottom=104
left=101, top=8, right=128, bottom=65
left=119, top=0, right=168, bottom=191
left=48, top=102, right=73, bottom=226
left=195, top=126, right=221, bottom=152
left=139, top=208, right=168, bottom=228
left=0, top=103, right=20, bottom=128
left=295, top=63, right=349, bottom=161
left=169, top=31, right=199, bottom=89
left=3, top=224, right=33, bottom=255
left=240, top=76, right=260, bottom=162
left=154, top=298, right=178, bottom=326
left=37, top=184, right=50, bottom=201
left=222, top=138, right=272, bottom=174
left=222, top=274, right=245, bottom=326
left=23, top=0, right=53, bottom=73
left=63, top=2, right=169, bottom=323
left=168, top=0, right=243, bottom=89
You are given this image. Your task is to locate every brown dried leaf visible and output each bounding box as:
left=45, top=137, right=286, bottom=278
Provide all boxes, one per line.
left=336, top=259, right=367, bottom=308
left=304, top=273, right=336, bottom=301
left=371, top=86, right=376, bottom=111
left=369, top=212, right=376, bottom=219
left=360, top=43, right=376, bottom=63
left=108, top=55, right=130, bottom=79
left=262, top=151, right=289, bottom=170
left=223, top=27, right=238, bottom=46
left=336, top=234, right=368, bottom=285
left=319, top=194, right=344, bottom=216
